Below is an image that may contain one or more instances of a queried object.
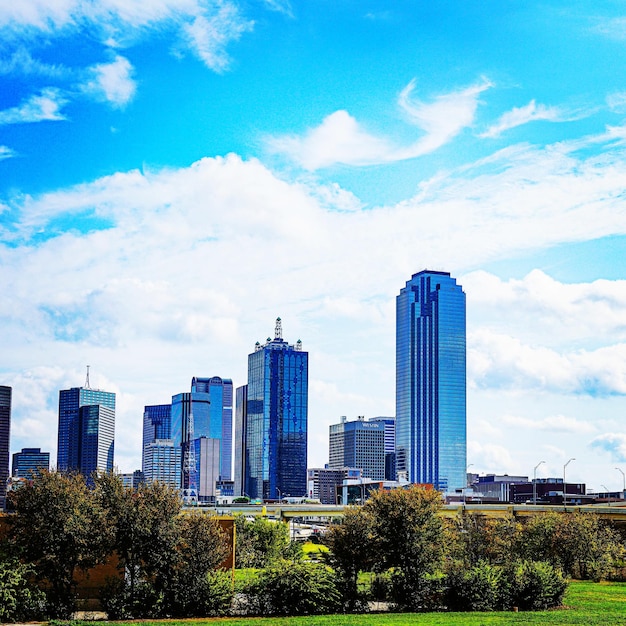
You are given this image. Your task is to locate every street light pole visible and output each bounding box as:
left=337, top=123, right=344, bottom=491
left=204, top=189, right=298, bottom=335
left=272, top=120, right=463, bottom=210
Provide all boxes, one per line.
left=533, top=460, right=546, bottom=505
left=563, top=458, right=575, bottom=506
left=616, top=467, right=625, bottom=498
left=602, top=484, right=610, bottom=505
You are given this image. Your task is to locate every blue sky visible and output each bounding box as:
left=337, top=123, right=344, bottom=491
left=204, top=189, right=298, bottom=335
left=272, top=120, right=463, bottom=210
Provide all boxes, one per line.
left=2, top=1, right=626, bottom=492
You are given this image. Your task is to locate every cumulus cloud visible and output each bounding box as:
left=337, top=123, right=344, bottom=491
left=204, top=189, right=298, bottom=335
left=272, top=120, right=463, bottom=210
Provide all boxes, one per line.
left=267, top=78, right=491, bottom=169
left=481, top=99, right=562, bottom=138
left=82, top=55, right=136, bottom=107
left=0, top=87, right=67, bottom=125
left=590, top=433, right=626, bottom=462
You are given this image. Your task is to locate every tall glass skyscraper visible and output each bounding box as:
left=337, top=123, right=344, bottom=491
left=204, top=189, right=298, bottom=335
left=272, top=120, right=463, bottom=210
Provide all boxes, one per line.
left=57, top=386, right=116, bottom=477
left=396, top=270, right=466, bottom=492
left=242, top=318, right=308, bottom=501
left=0, top=386, right=11, bottom=510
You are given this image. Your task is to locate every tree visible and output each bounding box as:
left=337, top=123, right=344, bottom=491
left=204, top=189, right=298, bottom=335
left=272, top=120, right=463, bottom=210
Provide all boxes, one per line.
left=0, top=558, right=46, bottom=622
left=8, top=471, right=109, bottom=617
left=234, top=515, right=293, bottom=568
left=325, top=506, right=374, bottom=610
left=365, top=486, right=445, bottom=611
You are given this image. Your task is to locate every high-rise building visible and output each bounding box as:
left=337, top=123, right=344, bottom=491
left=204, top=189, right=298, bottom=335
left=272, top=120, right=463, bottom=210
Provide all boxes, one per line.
left=57, top=385, right=116, bottom=478
left=396, top=270, right=466, bottom=492
left=0, top=386, right=11, bottom=510
left=240, top=318, right=308, bottom=501
left=191, top=377, right=233, bottom=480
left=12, top=447, right=50, bottom=478
left=329, top=416, right=385, bottom=481
left=142, top=404, right=175, bottom=484
left=368, top=416, right=396, bottom=480
left=233, top=385, right=247, bottom=497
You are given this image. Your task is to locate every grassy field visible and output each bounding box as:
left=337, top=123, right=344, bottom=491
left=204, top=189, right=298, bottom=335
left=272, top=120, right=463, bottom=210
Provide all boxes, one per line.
left=92, top=580, right=626, bottom=626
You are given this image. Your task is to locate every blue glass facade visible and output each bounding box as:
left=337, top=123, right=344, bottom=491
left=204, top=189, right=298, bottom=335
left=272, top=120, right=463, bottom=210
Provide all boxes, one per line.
left=12, top=447, right=50, bottom=478
left=396, top=271, right=466, bottom=492
left=244, top=322, right=308, bottom=500
left=57, top=387, right=116, bottom=477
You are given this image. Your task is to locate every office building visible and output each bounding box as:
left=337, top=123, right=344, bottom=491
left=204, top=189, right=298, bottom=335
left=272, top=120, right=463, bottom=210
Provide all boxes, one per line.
left=191, top=376, right=233, bottom=480
left=143, top=439, right=181, bottom=488
left=0, top=386, right=11, bottom=509
left=57, top=385, right=116, bottom=478
left=12, top=447, right=50, bottom=478
left=233, top=385, right=247, bottom=497
left=396, top=270, right=466, bottom=491
left=329, top=416, right=385, bottom=481
left=239, top=318, right=308, bottom=501
left=307, top=466, right=362, bottom=504
left=368, top=416, right=396, bottom=480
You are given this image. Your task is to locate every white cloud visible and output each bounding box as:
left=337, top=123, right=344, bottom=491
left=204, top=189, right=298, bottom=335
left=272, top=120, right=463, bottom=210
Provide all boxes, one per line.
left=267, top=78, right=491, bottom=169
left=501, top=413, right=596, bottom=434
left=607, top=92, right=626, bottom=113
left=481, top=100, right=562, bottom=138
left=82, top=55, right=136, bottom=107
left=0, top=1, right=253, bottom=72
left=0, top=146, right=16, bottom=160
left=0, top=46, right=68, bottom=77
left=590, top=433, right=626, bottom=462
left=0, top=87, right=67, bottom=125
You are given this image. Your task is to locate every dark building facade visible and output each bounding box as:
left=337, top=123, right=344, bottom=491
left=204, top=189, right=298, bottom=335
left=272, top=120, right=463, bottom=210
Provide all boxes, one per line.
left=12, top=447, right=50, bottom=478
left=57, top=386, right=116, bottom=478
left=0, top=386, right=10, bottom=509
left=240, top=318, right=308, bottom=501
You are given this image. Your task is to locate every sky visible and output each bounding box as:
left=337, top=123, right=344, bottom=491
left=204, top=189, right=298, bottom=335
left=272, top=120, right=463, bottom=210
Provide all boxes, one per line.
left=2, top=0, right=626, bottom=494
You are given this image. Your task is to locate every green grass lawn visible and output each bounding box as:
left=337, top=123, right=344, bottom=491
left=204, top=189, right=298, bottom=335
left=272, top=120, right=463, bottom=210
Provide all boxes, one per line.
left=90, top=580, right=626, bottom=626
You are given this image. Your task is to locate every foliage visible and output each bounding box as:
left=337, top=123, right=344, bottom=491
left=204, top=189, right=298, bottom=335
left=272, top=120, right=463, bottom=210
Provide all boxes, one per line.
left=8, top=470, right=109, bottom=617
left=234, top=515, right=295, bottom=568
left=513, top=510, right=625, bottom=580
left=244, top=560, right=342, bottom=616
left=365, top=486, right=445, bottom=611
left=0, top=558, right=46, bottom=622
left=506, top=560, right=568, bottom=611
left=325, top=506, right=374, bottom=610
left=100, top=578, right=164, bottom=620
left=445, top=561, right=505, bottom=612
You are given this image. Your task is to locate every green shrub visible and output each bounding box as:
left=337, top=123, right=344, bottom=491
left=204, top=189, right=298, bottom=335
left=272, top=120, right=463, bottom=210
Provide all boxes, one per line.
left=0, top=559, right=46, bottom=622
left=100, top=577, right=165, bottom=619
left=244, top=560, right=342, bottom=616
left=507, top=560, right=568, bottom=611
left=446, top=561, right=504, bottom=611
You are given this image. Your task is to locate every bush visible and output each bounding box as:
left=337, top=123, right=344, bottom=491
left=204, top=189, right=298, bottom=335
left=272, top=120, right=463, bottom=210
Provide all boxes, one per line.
left=446, top=561, right=504, bottom=611
left=506, top=560, right=567, bottom=611
left=100, top=577, right=165, bottom=619
left=244, top=560, right=342, bottom=616
left=0, top=559, right=46, bottom=622
left=169, top=570, right=233, bottom=617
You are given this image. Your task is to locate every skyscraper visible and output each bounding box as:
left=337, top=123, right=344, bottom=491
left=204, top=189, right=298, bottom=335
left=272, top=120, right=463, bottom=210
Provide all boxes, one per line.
left=240, top=318, right=308, bottom=501
left=329, top=416, right=385, bottom=481
left=0, top=386, right=11, bottom=510
left=396, top=270, right=466, bottom=492
left=57, top=384, right=116, bottom=478
left=142, top=403, right=173, bottom=481
left=233, top=384, right=247, bottom=497
left=190, top=376, right=233, bottom=480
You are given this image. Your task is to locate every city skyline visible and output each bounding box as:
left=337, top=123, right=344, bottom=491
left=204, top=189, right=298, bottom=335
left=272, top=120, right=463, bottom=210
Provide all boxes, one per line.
left=2, top=2, right=626, bottom=492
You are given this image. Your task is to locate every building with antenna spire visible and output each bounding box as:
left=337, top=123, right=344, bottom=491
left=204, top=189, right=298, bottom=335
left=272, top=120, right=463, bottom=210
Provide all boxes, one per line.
left=57, top=367, right=115, bottom=480
left=235, top=318, right=308, bottom=500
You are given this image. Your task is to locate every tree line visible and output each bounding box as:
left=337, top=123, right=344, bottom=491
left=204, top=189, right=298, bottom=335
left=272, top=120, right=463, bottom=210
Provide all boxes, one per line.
left=1, top=474, right=624, bottom=621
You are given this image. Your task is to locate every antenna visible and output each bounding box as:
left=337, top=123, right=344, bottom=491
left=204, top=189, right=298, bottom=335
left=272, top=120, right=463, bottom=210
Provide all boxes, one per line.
left=85, top=365, right=91, bottom=389
left=275, top=317, right=282, bottom=340
left=182, top=399, right=198, bottom=506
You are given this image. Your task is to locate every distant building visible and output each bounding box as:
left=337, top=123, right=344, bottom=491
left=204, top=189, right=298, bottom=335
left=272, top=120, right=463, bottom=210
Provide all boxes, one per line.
left=396, top=270, right=466, bottom=492
left=142, top=404, right=178, bottom=487
left=329, top=416, right=385, bottom=481
left=233, top=385, right=247, bottom=497
left=57, top=384, right=116, bottom=479
left=307, top=466, right=362, bottom=504
left=475, top=474, right=529, bottom=502
left=0, top=386, right=11, bottom=509
left=12, top=447, right=50, bottom=478
left=119, top=470, right=145, bottom=489
left=368, top=416, right=396, bottom=480
left=238, top=318, right=308, bottom=501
